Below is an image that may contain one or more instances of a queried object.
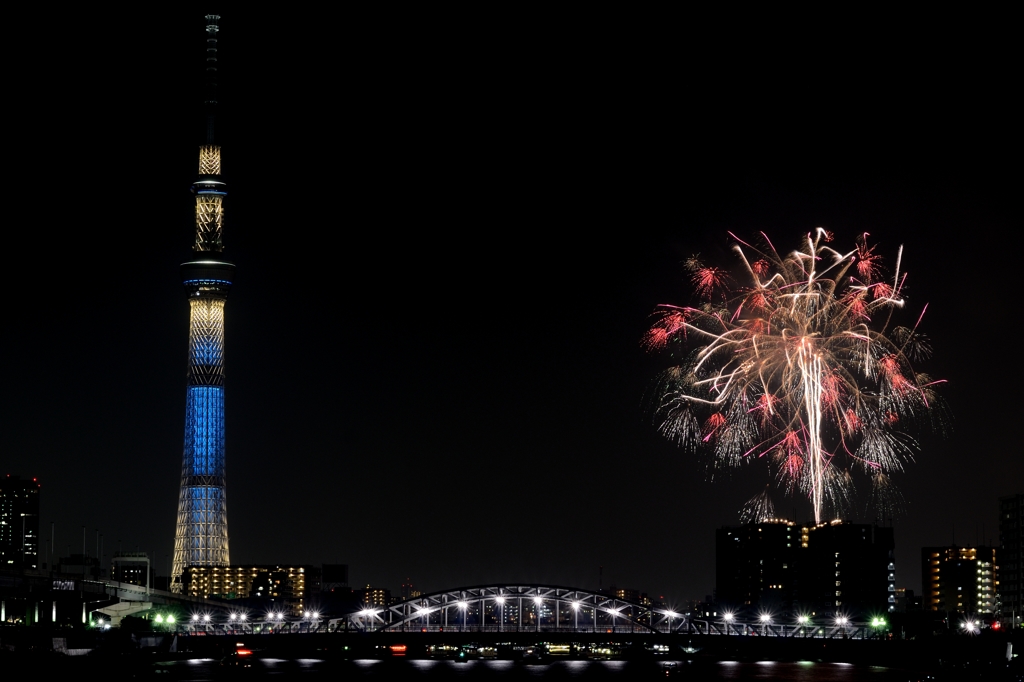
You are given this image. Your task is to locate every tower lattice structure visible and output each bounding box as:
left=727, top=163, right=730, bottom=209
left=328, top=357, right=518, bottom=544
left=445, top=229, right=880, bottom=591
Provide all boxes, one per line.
left=172, top=14, right=234, bottom=593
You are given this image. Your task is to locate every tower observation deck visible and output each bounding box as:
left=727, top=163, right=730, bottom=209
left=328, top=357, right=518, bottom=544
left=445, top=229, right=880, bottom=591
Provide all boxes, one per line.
left=172, top=14, right=233, bottom=593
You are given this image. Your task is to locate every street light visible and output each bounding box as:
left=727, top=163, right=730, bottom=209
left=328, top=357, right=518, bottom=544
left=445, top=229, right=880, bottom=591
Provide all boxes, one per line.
left=722, top=612, right=734, bottom=635
left=305, top=611, right=320, bottom=631
left=870, top=616, right=887, bottom=639
left=534, top=597, right=542, bottom=632
left=495, top=597, right=505, bottom=632
left=607, top=607, right=621, bottom=633
left=358, top=608, right=377, bottom=631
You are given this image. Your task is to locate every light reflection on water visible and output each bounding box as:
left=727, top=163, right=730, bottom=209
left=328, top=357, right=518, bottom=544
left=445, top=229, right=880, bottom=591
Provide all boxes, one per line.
left=409, top=659, right=439, bottom=670
left=716, top=659, right=895, bottom=681
left=354, top=658, right=381, bottom=667
left=153, top=656, right=901, bottom=679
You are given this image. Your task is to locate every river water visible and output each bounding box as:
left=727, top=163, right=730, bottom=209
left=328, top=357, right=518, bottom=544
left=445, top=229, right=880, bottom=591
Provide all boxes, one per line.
left=140, top=657, right=942, bottom=679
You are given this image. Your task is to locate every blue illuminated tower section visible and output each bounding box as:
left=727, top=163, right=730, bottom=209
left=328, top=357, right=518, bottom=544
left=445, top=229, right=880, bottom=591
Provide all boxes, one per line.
left=171, top=14, right=233, bottom=593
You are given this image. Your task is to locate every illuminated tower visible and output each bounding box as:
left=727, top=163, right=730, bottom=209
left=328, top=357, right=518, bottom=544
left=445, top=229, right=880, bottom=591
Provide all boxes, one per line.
left=171, top=14, right=233, bottom=593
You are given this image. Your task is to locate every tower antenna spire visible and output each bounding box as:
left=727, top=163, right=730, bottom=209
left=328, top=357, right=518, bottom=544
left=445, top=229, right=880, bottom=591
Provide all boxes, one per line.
left=204, top=14, right=220, bottom=145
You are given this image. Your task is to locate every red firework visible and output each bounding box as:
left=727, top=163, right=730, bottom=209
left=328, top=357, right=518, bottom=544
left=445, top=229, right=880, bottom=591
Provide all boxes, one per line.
left=646, top=229, right=945, bottom=523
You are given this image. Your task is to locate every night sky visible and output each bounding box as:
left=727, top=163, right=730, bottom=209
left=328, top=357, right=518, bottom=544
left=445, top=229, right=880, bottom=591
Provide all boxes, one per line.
left=5, top=11, right=1018, bottom=606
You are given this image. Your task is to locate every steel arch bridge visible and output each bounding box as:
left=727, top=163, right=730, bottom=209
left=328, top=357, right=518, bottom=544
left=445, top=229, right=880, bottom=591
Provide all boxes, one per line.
left=334, top=584, right=685, bottom=634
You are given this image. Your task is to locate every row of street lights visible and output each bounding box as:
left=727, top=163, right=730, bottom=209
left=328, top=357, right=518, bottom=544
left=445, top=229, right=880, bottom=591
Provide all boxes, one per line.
left=146, top=610, right=324, bottom=628
left=715, top=611, right=876, bottom=636
left=364, top=596, right=640, bottom=632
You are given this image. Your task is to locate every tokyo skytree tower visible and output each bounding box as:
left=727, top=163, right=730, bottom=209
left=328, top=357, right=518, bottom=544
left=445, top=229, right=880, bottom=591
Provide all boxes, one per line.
left=171, top=14, right=233, bottom=593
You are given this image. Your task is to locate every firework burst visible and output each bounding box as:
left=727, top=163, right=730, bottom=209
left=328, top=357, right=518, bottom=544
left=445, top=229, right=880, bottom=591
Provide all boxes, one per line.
left=646, top=229, right=944, bottom=523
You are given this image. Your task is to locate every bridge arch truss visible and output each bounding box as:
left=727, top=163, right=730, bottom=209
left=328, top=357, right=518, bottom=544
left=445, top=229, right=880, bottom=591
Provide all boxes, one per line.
left=339, top=585, right=685, bottom=633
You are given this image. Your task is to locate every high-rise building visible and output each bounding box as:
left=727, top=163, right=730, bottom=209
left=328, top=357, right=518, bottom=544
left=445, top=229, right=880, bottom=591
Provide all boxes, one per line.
left=716, top=519, right=796, bottom=612
left=998, top=493, right=1022, bottom=625
left=400, top=578, right=420, bottom=600
left=111, top=552, right=152, bottom=589
left=0, top=474, right=40, bottom=568
left=183, top=565, right=321, bottom=617
left=802, top=519, right=896, bottom=614
left=356, top=585, right=392, bottom=608
left=921, top=545, right=999, bottom=615
left=611, top=587, right=643, bottom=603
left=716, top=518, right=895, bottom=616
left=171, top=14, right=234, bottom=593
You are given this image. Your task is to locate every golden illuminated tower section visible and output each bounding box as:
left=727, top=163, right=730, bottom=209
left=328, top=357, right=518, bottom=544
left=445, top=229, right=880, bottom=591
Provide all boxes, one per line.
left=171, top=14, right=234, bottom=593
left=194, top=145, right=224, bottom=250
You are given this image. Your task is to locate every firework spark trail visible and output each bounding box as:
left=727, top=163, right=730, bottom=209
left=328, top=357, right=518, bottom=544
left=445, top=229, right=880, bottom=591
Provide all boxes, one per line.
left=798, top=344, right=825, bottom=522
left=741, top=486, right=776, bottom=524
left=646, top=230, right=945, bottom=523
